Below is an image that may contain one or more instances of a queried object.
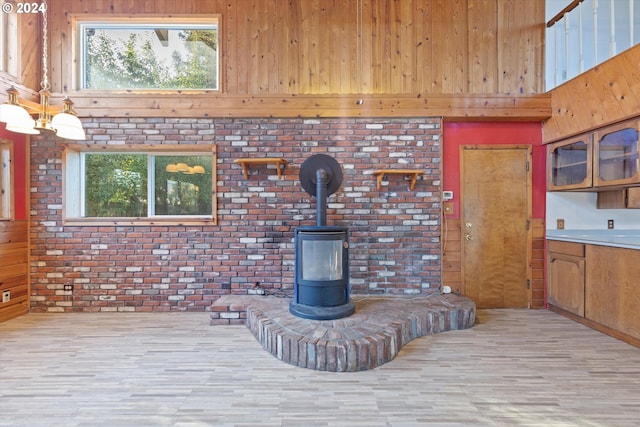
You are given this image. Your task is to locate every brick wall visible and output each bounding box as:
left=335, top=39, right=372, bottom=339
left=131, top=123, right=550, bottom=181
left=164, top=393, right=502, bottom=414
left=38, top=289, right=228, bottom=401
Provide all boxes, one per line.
left=29, top=117, right=442, bottom=312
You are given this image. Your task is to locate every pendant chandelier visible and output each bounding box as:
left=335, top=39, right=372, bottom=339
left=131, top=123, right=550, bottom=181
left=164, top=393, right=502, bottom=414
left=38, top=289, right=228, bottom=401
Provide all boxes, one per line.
left=0, top=0, right=85, bottom=140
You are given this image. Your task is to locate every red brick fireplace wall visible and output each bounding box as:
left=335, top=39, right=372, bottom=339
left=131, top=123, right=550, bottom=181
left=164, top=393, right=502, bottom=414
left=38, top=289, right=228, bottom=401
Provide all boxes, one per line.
left=29, top=117, right=442, bottom=312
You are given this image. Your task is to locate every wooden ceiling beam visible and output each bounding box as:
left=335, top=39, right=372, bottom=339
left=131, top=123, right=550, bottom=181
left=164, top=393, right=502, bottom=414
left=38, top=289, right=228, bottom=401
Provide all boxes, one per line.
left=56, top=93, right=551, bottom=122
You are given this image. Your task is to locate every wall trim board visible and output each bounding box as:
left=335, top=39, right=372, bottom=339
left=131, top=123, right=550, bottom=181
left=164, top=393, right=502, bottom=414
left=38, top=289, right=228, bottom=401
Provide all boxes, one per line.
left=51, top=93, right=551, bottom=121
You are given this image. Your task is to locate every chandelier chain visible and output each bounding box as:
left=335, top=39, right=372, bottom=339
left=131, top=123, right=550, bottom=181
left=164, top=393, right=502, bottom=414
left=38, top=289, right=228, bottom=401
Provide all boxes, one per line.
left=40, top=0, right=49, bottom=91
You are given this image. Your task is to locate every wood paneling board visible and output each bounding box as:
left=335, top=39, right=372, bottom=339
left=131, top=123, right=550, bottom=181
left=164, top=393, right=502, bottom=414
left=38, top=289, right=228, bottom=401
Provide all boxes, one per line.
left=0, top=221, right=28, bottom=244
left=531, top=218, right=545, bottom=308
left=222, top=1, right=236, bottom=93
left=468, top=0, right=497, bottom=93
left=304, top=0, right=320, bottom=93
left=429, top=0, right=447, bottom=92
left=14, top=13, right=41, bottom=91
left=448, top=0, right=467, bottom=93
left=413, top=1, right=430, bottom=94
left=0, top=247, right=28, bottom=269
left=0, top=221, right=29, bottom=323
left=369, top=0, right=386, bottom=93
left=38, top=0, right=545, bottom=98
left=0, top=298, right=29, bottom=324
left=442, top=218, right=462, bottom=294
left=497, top=0, right=544, bottom=95
left=543, top=45, right=640, bottom=143
left=398, top=0, right=414, bottom=93
left=62, top=93, right=550, bottom=120
left=322, top=1, right=336, bottom=93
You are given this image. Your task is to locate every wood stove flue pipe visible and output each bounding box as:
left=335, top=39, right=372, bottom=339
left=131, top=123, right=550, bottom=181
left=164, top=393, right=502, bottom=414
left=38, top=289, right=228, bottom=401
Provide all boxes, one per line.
left=316, top=168, right=328, bottom=227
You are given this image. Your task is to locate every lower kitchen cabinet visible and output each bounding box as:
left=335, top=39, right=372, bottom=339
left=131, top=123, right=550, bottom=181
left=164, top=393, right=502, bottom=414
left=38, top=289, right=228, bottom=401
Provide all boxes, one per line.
left=547, top=241, right=585, bottom=316
left=547, top=240, right=639, bottom=346
left=585, top=245, right=640, bottom=341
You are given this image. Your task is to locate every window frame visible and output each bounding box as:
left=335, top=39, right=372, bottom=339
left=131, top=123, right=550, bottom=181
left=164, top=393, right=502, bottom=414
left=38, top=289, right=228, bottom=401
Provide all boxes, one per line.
left=0, top=139, right=14, bottom=220
left=0, top=10, right=18, bottom=77
left=63, top=144, right=217, bottom=226
left=72, top=14, right=221, bottom=93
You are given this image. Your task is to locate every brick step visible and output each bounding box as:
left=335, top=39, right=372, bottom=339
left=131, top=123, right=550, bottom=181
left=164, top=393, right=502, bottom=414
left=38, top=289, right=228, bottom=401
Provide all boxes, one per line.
left=210, top=295, right=255, bottom=325
left=211, top=294, right=476, bottom=372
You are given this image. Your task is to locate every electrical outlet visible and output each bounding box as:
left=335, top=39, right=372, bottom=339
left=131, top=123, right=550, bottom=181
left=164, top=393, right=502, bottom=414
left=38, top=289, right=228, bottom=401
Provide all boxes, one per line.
left=556, top=219, right=565, bottom=230
left=2, top=290, right=10, bottom=303
left=64, top=284, right=73, bottom=292
left=607, top=219, right=614, bottom=229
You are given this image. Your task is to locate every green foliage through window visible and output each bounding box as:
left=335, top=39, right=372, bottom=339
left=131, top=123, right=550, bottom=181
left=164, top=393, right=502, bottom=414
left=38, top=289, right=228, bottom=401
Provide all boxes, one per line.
left=81, top=23, right=218, bottom=90
left=83, top=153, right=213, bottom=218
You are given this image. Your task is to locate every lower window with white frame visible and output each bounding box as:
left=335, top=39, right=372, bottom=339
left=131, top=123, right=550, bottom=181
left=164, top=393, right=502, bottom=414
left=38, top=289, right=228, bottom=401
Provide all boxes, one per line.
left=64, top=145, right=216, bottom=225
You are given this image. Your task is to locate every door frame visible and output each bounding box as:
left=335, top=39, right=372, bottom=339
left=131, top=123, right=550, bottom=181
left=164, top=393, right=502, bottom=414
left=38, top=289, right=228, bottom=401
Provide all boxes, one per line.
left=459, top=144, right=533, bottom=308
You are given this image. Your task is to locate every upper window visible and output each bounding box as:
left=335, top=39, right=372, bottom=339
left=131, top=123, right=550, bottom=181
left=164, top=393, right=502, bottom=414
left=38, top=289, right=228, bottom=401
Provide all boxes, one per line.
left=64, top=145, right=216, bottom=225
left=0, top=10, right=18, bottom=76
left=78, top=18, right=218, bottom=90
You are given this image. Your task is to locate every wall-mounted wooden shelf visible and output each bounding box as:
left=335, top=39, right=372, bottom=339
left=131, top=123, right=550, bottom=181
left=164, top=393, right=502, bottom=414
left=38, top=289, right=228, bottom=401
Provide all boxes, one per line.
left=234, top=157, right=288, bottom=179
left=373, top=169, right=425, bottom=190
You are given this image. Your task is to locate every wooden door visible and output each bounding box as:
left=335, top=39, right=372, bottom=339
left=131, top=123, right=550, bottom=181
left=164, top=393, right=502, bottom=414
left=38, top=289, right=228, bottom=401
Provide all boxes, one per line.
left=461, top=146, right=531, bottom=308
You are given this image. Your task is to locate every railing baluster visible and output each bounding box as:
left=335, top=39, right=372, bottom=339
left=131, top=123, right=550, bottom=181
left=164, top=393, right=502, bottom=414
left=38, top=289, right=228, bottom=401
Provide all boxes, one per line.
left=609, top=0, right=616, bottom=56
left=593, top=0, right=598, bottom=64
left=546, top=0, right=638, bottom=90
left=554, top=24, right=559, bottom=87
left=579, top=3, right=584, bottom=73
left=564, top=15, right=570, bottom=83
left=629, top=0, right=634, bottom=47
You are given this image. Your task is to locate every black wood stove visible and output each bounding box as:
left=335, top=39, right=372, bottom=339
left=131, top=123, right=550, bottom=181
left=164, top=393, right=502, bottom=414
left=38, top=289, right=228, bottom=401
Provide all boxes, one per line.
left=290, top=154, right=355, bottom=320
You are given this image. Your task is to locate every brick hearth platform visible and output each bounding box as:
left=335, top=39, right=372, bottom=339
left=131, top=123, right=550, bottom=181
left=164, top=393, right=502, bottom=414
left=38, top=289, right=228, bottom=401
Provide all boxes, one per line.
left=211, top=294, right=476, bottom=372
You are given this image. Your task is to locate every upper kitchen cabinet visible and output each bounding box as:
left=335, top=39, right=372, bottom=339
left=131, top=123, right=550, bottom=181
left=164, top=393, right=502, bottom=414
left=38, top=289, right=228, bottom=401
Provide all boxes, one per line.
left=593, top=119, right=640, bottom=188
left=548, top=133, right=592, bottom=191
left=548, top=118, right=640, bottom=191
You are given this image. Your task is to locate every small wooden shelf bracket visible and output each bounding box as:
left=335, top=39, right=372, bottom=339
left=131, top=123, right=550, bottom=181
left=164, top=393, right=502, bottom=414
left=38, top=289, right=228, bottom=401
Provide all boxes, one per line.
left=234, top=157, right=288, bottom=179
left=372, top=169, right=425, bottom=190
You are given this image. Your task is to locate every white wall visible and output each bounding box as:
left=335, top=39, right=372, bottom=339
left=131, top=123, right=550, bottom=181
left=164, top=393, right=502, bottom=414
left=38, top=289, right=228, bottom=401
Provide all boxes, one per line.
left=546, top=192, right=640, bottom=230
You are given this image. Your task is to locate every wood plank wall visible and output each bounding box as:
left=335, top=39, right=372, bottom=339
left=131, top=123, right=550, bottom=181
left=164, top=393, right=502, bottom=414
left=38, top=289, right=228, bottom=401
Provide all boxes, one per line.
left=542, top=45, right=640, bottom=143
left=0, top=221, right=29, bottom=323
left=41, top=0, right=544, bottom=96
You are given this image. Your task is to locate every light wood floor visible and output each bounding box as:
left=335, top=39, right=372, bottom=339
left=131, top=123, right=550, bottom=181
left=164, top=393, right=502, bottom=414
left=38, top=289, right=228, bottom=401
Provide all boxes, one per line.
left=1, top=309, right=639, bottom=427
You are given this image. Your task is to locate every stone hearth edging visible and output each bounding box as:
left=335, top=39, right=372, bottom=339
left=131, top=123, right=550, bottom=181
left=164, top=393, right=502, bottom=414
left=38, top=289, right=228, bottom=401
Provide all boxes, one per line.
left=211, top=294, right=476, bottom=372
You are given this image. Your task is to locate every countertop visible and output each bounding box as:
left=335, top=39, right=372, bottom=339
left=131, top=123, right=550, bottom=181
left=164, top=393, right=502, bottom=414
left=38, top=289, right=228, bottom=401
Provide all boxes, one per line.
left=546, top=229, right=640, bottom=250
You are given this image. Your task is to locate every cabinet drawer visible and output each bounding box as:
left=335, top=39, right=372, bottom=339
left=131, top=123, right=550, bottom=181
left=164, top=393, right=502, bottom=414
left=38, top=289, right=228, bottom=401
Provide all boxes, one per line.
left=628, top=187, right=640, bottom=208
left=547, top=240, right=585, bottom=257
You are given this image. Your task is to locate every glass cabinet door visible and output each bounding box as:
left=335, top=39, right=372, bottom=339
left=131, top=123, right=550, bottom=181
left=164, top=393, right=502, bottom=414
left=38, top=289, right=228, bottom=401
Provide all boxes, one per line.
left=548, top=134, right=592, bottom=190
left=594, top=119, right=640, bottom=187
